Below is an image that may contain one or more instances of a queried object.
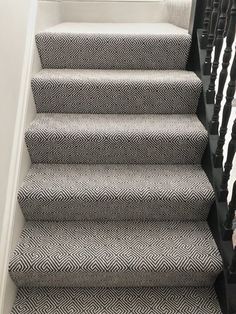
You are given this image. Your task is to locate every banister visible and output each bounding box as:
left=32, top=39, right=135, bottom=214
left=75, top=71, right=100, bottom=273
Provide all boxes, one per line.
left=200, top=0, right=213, bottom=49
left=209, top=0, right=236, bottom=135
left=223, top=180, right=236, bottom=240
left=190, top=0, right=236, bottom=311
left=204, top=0, right=221, bottom=75
left=206, top=0, right=229, bottom=104
left=214, top=50, right=236, bottom=168
left=229, top=246, right=236, bottom=273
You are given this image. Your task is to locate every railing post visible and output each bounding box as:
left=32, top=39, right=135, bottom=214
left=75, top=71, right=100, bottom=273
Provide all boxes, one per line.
left=223, top=181, right=236, bottom=240
left=210, top=0, right=236, bottom=135
left=214, top=47, right=236, bottom=168
left=229, top=246, right=236, bottom=273
left=204, top=0, right=221, bottom=75
left=219, top=119, right=236, bottom=201
left=200, top=0, right=213, bottom=49
left=224, top=0, right=233, bottom=36
left=206, top=0, right=229, bottom=103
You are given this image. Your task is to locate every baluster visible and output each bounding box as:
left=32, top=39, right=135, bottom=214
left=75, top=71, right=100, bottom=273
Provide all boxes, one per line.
left=201, top=0, right=213, bottom=49
left=204, top=0, right=221, bottom=75
left=210, top=0, right=236, bottom=135
left=224, top=0, right=233, bottom=36
left=229, top=246, right=236, bottom=273
left=207, top=0, right=229, bottom=104
left=214, top=49, right=236, bottom=168
left=223, top=181, right=236, bottom=240
left=219, top=119, right=236, bottom=201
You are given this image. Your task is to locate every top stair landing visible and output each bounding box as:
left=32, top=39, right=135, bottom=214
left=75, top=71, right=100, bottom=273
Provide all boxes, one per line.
left=36, top=22, right=191, bottom=70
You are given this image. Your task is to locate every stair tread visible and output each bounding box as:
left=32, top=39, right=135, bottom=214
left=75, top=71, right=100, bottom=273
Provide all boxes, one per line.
left=27, top=113, right=206, bottom=135
left=25, top=113, right=207, bottom=164
left=19, top=163, right=213, bottom=202
left=32, top=69, right=202, bottom=114
left=33, top=68, right=200, bottom=80
left=18, top=163, right=214, bottom=221
left=9, top=221, right=222, bottom=287
left=41, top=22, right=189, bottom=35
left=11, top=286, right=222, bottom=314
left=36, top=23, right=191, bottom=70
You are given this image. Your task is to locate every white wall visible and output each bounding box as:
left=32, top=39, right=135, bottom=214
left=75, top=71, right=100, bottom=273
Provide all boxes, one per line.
left=0, top=1, right=61, bottom=313
left=0, top=1, right=33, bottom=312
left=0, top=0, right=31, bottom=248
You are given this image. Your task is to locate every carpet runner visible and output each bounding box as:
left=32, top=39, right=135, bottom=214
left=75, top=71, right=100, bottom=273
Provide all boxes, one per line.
left=10, top=22, right=223, bottom=313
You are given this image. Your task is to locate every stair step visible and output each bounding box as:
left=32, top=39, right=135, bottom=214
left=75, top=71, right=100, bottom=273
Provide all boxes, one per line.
left=18, top=164, right=214, bottom=221
left=36, top=23, right=191, bottom=70
left=9, top=221, right=222, bottom=287
left=26, top=114, right=207, bottom=164
left=11, top=286, right=222, bottom=314
left=32, top=69, right=202, bottom=114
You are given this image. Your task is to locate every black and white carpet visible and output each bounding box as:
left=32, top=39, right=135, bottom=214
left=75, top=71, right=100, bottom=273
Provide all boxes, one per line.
left=10, top=22, right=223, bottom=313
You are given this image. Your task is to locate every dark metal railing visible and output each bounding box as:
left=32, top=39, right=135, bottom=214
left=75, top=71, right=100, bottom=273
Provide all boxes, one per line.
left=206, top=0, right=229, bottom=104
left=201, top=0, right=236, bottom=199
left=209, top=3, right=236, bottom=135
left=229, top=246, right=236, bottom=273
left=192, top=0, right=236, bottom=310
left=200, top=0, right=213, bottom=49
left=223, top=181, right=236, bottom=240
left=204, top=0, right=221, bottom=75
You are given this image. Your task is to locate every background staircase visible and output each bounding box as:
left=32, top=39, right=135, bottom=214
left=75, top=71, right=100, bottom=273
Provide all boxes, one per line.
left=9, top=21, right=223, bottom=313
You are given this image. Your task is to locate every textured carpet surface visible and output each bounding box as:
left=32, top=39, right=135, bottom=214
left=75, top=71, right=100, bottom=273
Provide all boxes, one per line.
left=9, top=221, right=222, bottom=287
left=18, top=164, right=214, bottom=221
left=36, top=23, right=191, bottom=69
left=32, top=69, right=202, bottom=114
left=25, top=113, right=207, bottom=164
left=11, top=287, right=222, bottom=314
left=10, top=21, right=223, bottom=313
left=43, top=23, right=189, bottom=34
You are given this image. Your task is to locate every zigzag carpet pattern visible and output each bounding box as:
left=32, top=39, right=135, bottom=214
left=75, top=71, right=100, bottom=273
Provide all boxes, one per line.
left=32, top=69, right=202, bottom=114
left=25, top=113, right=208, bottom=164
left=17, top=164, right=214, bottom=221
left=10, top=22, right=223, bottom=313
left=11, top=287, right=222, bottom=314
left=9, top=221, right=222, bottom=287
left=36, top=23, right=191, bottom=70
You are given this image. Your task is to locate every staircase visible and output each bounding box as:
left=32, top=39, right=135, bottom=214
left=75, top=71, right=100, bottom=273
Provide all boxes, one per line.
left=9, top=21, right=224, bottom=313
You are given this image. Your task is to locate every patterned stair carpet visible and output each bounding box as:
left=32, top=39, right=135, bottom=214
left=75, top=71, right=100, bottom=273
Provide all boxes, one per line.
left=10, top=23, right=223, bottom=313
left=12, top=287, right=221, bottom=314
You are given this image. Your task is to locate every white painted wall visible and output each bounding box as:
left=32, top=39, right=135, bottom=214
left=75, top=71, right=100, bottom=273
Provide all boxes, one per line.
left=0, top=1, right=61, bottom=313
left=0, top=1, right=33, bottom=312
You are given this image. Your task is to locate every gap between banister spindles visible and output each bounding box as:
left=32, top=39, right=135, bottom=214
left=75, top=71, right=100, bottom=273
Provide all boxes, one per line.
left=214, top=48, right=236, bottom=168
left=204, top=0, right=221, bottom=75
left=209, top=0, right=236, bottom=135
left=223, top=181, right=236, bottom=240
left=206, top=0, right=229, bottom=104
left=200, top=0, right=213, bottom=49
left=219, top=118, right=236, bottom=202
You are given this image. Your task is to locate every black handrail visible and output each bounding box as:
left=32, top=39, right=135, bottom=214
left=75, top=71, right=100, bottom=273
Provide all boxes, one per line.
left=190, top=0, right=236, bottom=312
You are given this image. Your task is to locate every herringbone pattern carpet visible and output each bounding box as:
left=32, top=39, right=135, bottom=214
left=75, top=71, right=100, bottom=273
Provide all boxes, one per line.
left=10, top=22, right=223, bottom=313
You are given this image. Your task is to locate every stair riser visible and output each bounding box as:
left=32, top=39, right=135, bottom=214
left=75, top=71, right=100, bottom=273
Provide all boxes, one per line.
left=36, top=33, right=191, bottom=70
left=32, top=77, right=201, bottom=114
left=25, top=134, right=207, bottom=164
left=11, top=287, right=223, bottom=314
left=9, top=272, right=218, bottom=288
left=18, top=199, right=213, bottom=221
